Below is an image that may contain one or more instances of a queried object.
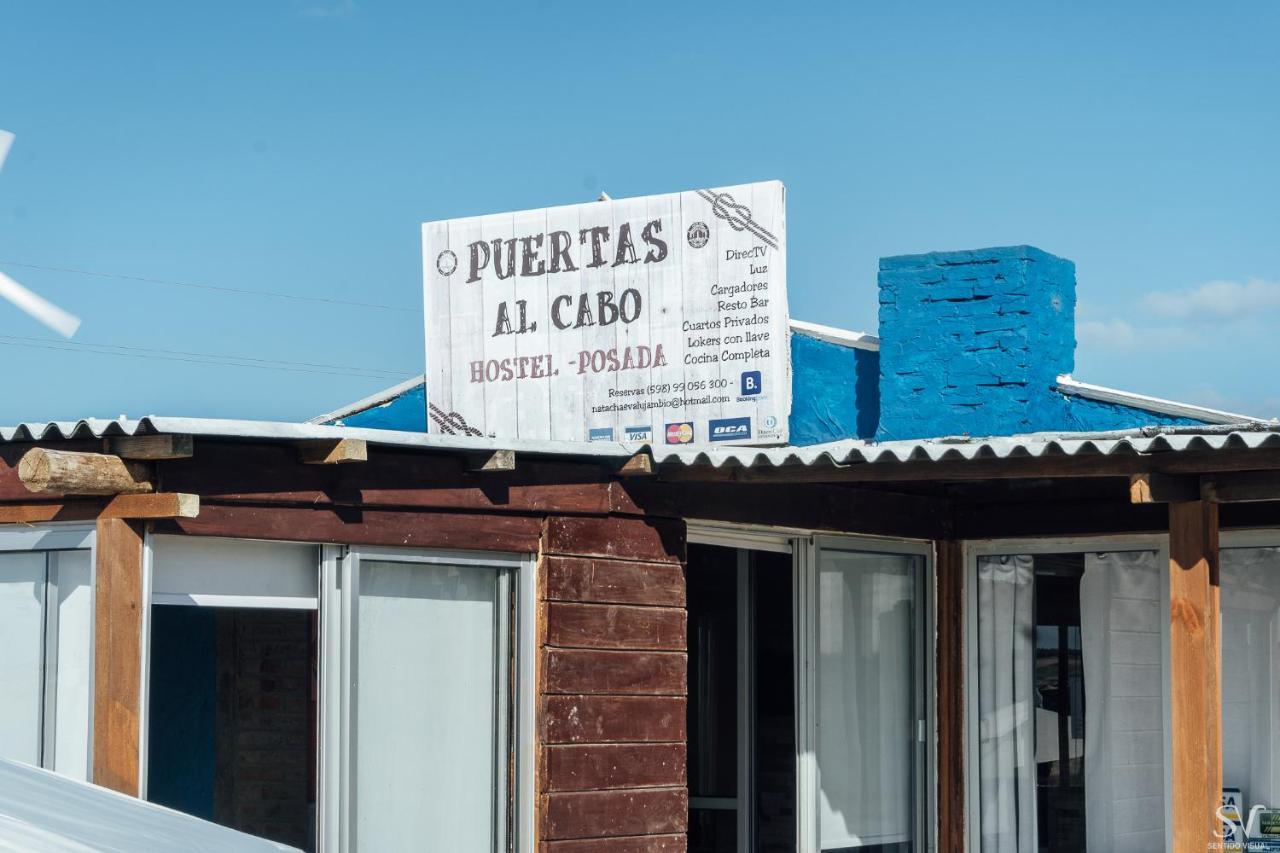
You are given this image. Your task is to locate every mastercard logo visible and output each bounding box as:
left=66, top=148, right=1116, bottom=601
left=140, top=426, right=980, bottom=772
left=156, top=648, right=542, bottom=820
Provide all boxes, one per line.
left=665, top=422, right=694, bottom=444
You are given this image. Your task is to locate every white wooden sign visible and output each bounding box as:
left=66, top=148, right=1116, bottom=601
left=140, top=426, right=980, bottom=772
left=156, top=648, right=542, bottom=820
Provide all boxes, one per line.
left=423, top=181, right=789, bottom=445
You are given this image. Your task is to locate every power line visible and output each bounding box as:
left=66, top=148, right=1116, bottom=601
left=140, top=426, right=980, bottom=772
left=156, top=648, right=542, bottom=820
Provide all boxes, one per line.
left=0, top=260, right=420, bottom=314
left=0, top=334, right=417, bottom=380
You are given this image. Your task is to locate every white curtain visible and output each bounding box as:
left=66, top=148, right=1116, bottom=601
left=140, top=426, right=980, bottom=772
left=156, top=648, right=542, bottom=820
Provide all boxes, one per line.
left=817, top=550, right=916, bottom=850
left=1080, top=550, right=1167, bottom=853
left=976, top=555, right=1036, bottom=853
left=355, top=560, right=501, bottom=851
left=1221, top=547, right=1280, bottom=814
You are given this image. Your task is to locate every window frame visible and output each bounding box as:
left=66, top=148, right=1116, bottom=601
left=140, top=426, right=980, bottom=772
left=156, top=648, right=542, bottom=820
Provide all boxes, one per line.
left=0, top=522, right=96, bottom=777
left=962, top=533, right=1171, bottom=853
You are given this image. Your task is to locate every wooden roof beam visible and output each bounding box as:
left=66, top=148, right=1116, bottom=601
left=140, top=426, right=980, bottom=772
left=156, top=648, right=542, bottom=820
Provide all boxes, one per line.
left=1130, top=473, right=1200, bottom=504
left=0, top=493, right=199, bottom=523
left=467, top=449, right=516, bottom=472
left=1133, top=471, right=1280, bottom=504
left=107, top=434, right=193, bottom=460
left=617, top=451, right=655, bottom=476
left=297, top=438, right=367, bottom=465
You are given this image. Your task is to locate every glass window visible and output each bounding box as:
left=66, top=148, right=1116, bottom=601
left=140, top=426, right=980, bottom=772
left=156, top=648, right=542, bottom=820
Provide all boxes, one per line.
left=1220, top=546, right=1280, bottom=820
left=323, top=551, right=516, bottom=852
left=0, top=548, right=93, bottom=777
left=973, top=549, right=1167, bottom=853
left=817, top=549, right=923, bottom=853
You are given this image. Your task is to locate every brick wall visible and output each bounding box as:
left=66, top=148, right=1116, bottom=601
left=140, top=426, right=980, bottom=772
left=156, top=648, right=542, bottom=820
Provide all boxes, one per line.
left=538, top=515, right=689, bottom=852
left=214, top=609, right=314, bottom=850
left=877, top=244, right=1077, bottom=440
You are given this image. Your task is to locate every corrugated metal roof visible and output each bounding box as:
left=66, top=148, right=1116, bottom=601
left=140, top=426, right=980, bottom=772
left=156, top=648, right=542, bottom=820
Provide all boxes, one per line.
left=4, top=416, right=1280, bottom=471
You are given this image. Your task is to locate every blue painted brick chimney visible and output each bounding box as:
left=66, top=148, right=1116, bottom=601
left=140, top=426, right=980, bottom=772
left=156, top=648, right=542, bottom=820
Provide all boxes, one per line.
left=876, top=245, right=1076, bottom=440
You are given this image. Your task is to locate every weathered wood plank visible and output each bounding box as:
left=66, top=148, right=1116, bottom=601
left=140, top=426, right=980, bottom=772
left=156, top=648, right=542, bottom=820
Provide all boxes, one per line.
left=541, top=788, right=688, bottom=841
left=542, top=696, right=686, bottom=744
left=297, top=438, right=367, bottom=465
left=158, top=442, right=620, bottom=515
left=544, top=834, right=687, bottom=852
left=1168, top=501, right=1222, bottom=852
left=543, top=649, right=685, bottom=696
left=544, top=516, right=685, bottom=564
left=542, top=743, right=685, bottom=792
left=0, top=493, right=198, bottom=523
left=620, top=479, right=951, bottom=540
left=19, top=448, right=152, bottom=495
left=935, top=540, right=965, bottom=853
left=543, top=557, right=686, bottom=608
left=1202, top=469, right=1280, bottom=503
left=156, top=504, right=542, bottom=553
left=108, top=434, right=193, bottom=460
left=93, top=518, right=145, bottom=796
left=954, top=500, right=1168, bottom=538
left=546, top=603, right=685, bottom=651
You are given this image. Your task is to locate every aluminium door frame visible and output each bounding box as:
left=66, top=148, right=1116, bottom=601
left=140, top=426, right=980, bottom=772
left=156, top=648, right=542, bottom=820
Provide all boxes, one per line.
left=687, top=521, right=936, bottom=853
left=961, top=533, right=1171, bottom=853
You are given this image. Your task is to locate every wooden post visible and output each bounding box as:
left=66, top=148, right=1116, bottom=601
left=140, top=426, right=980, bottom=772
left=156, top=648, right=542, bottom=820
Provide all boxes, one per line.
left=1168, top=501, right=1222, bottom=851
left=93, top=517, right=146, bottom=796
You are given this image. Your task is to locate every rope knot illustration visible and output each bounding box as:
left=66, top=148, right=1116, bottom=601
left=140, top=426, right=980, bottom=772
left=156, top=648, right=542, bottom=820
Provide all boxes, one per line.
left=695, top=188, right=779, bottom=250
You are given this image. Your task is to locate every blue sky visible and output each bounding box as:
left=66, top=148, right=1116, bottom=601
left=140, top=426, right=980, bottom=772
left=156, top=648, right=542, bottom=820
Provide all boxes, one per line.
left=1, top=1, right=1277, bottom=424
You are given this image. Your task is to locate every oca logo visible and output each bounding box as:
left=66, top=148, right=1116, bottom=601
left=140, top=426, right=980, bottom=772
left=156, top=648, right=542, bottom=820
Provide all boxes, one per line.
left=710, top=417, right=751, bottom=442
left=740, top=370, right=762, bottom=396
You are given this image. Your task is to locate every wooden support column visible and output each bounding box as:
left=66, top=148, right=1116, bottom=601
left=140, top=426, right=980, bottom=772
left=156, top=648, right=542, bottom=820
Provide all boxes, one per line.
left=935, top=540, right=965, bottom=853
left=1168, top=501, right=1222, bottom=852
left=93, top=517, right=146, bottom=796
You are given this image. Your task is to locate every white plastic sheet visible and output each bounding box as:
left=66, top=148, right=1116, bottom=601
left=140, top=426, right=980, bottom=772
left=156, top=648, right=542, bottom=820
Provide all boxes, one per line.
left=0, top=757, right=299, bottom=853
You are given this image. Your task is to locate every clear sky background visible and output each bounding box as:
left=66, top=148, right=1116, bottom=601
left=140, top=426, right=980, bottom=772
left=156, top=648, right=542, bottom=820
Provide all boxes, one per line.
left=1, top=1, right=1277, bottom=425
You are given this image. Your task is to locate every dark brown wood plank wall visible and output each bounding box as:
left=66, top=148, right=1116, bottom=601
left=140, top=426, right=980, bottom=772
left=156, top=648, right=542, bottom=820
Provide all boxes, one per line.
left=935, top=541, right=965, bottom=852
left=539, top=516, right=690, bottom=852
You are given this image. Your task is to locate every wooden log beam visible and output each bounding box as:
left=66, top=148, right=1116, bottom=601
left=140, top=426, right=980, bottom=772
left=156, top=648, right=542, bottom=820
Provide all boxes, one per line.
left=1168, top=501, right=1222, bottom=852
left=18, top=448, right=152, bottom=495
left=297, top=438, right=367, bottom=465
left=107, top=434, right=193, bottom=460
left=93, top=517, right=145, bottom=795
left=0, top=493, right=199, bottom=523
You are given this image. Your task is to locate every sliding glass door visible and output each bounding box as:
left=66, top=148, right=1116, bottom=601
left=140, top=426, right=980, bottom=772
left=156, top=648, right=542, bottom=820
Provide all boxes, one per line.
left=320, top=547, right=521, bottom=853
left=966, top=540, right=1171, bottom=853
left=797, top=538, right=930, bottom=853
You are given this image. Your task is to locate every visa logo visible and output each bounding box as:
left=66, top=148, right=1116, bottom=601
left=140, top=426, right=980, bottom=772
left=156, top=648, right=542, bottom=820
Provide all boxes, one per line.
left=709, top=417, right=751, bottom=441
